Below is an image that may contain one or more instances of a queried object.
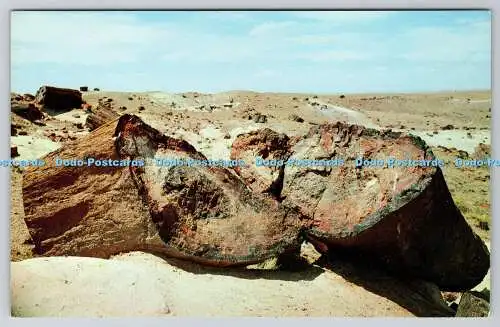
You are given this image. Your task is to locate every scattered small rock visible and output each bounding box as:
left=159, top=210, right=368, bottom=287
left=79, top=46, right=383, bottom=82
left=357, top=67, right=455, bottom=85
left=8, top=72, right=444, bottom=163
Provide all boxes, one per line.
left=73, top=114, right=80, bottom=118
left=11, top=146, right=19, bottom=157
left=339, top=94, right=345, bottom=99
left=79, top=86, right=88, bottom=92
left=467, top=132, right=473, bottom=139
left=289, top=114, right=304, bottom=123
left=128, top=97, right=133, bottom=101
left=253, top=113, right=267, bottom=123
left=18, top=131, right=28, bottom=136
left=441, top=124, right=455, bottom=130
left=223, top=133, right=231, bottom=139
left=479, top=221, right=489, bottom=231
left=138, top=106, right=145, bottom=111
left=93, top=88, right=100, bottom=91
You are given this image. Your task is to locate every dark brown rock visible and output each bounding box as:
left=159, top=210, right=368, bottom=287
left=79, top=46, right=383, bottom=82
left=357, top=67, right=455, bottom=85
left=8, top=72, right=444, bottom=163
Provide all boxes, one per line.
left=34, top=86, right=82, bottom=111
left=11, top=146, right=19, bottom=157
left=253, top=113, right=267, bottom=123
left=79, top=86, right=89, bottom=92
left=11, top=103, right=45, bottom=122
left=289, top=114, right=304, bottom=123
left=23, top=93, right=35, bottom=102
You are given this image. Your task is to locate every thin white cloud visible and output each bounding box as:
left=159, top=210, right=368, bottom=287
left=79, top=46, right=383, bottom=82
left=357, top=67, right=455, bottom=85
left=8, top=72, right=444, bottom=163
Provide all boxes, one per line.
left=248, top=21, right=298, bottom=37
left=398, top=20, right=491, bottom=63
left=298, top=50, right=369, bottom=62
left=292, top=11, right=393, bottom=23
left=11, top=12, right=176, bottom=65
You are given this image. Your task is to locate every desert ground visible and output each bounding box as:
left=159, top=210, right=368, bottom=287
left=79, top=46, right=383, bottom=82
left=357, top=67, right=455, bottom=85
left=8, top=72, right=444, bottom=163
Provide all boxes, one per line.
left=9, top=88, right=492, bottom=317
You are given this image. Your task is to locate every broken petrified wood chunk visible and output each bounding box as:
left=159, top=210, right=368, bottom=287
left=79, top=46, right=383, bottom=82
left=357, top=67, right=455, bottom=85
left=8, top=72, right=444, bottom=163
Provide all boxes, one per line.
left=34, top=85, right=82, bottom=111
left=85, top=104, right=120, bottom=131
left=22, top=119, right=159, bottom=259
left=113, top=114, right=306, bottom=265
left=22, top=115, right=306, bottom=266
left=11, top=103, right=45, bottom=122
left=230, top=128, right=290, bottom=197
left=288, top=123, right=489, bottom=291
left=231, top=122, right=490, bottom=291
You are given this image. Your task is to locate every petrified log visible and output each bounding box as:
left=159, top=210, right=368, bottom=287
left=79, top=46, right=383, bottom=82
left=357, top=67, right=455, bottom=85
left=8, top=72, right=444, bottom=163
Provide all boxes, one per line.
left=22, top=115, right=305, bottom=266
left=11, top=103, right=45, bottom=122
left=230, top=128, right=290, bottom=196
left=85, top=104, right=120, bottom=131
left=114, top=114, right=306, bottom=264
left=34, top=86, right=82, bottom=111
left=231, top=123, right=490, bottom=291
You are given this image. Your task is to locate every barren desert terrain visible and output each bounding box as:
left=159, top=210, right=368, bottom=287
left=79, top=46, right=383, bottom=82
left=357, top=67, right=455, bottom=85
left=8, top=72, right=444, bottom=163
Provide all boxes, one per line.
left=9, top=88, right=492, bottom=317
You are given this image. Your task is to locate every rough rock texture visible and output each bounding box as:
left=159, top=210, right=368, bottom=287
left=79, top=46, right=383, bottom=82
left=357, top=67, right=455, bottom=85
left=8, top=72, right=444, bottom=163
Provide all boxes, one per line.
left=114, top=114, right=306, bottom=265
left=22, top=119, right=161, bottom=259
left=11, top=103, right=45, bottom=122
left=231, top=122, right=490, bottom=291
left=455, top=291, right=490, bottom=317
left=22, top=115, right=306, bottom=266
left=85, top=104, right=120, bottom=131
left=34, top=86, right=82, bottom=111
left=230, top=128, right=290, bottom=196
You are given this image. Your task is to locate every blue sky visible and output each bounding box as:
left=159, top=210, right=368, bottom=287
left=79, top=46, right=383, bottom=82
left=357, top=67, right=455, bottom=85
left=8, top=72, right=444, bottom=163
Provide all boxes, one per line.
left=10, top=10, right=491, bottom=94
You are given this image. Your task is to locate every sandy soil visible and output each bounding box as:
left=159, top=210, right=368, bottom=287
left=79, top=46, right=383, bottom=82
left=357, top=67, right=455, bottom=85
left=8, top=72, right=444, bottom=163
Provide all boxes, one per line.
left=12, top=251, right=459, bottom=317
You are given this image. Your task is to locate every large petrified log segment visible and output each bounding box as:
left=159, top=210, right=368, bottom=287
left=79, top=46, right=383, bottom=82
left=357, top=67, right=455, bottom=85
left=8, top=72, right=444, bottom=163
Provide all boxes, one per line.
left=22, top=115, right=306, bottom=266
left=283, top=123, right=489, bottom=291
left=22, top=119, right=163, bottom=259
left=230, top=128, right=290, bottom=197
left=34, top=86, right=82, bottom=111
left=113, top=114, right=307, bottom=265
left=230, top=123, right=489, bottom=290
left=85, top=104, right=120, bottom=131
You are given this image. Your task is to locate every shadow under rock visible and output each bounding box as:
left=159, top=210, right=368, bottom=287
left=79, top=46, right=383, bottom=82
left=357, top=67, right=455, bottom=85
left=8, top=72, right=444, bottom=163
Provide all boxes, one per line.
left=321, top=251, right=456, bottom=317
left=149, top=251, right=324, bottom=282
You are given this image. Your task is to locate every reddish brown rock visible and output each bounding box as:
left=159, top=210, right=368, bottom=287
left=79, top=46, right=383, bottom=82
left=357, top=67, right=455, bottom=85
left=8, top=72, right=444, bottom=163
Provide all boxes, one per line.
left=34, top=86, right=82, bottom=111
left=231, top=123, right=490, bottom=291
left=22, top=119, right=160, bottom=259
left=114, top=115, right=306, bottom=265
left=283, top=123, right=489, bottom=291
left=22, top=115, right=305, bottom=266
left=230, top=128, right=290, bottom=196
